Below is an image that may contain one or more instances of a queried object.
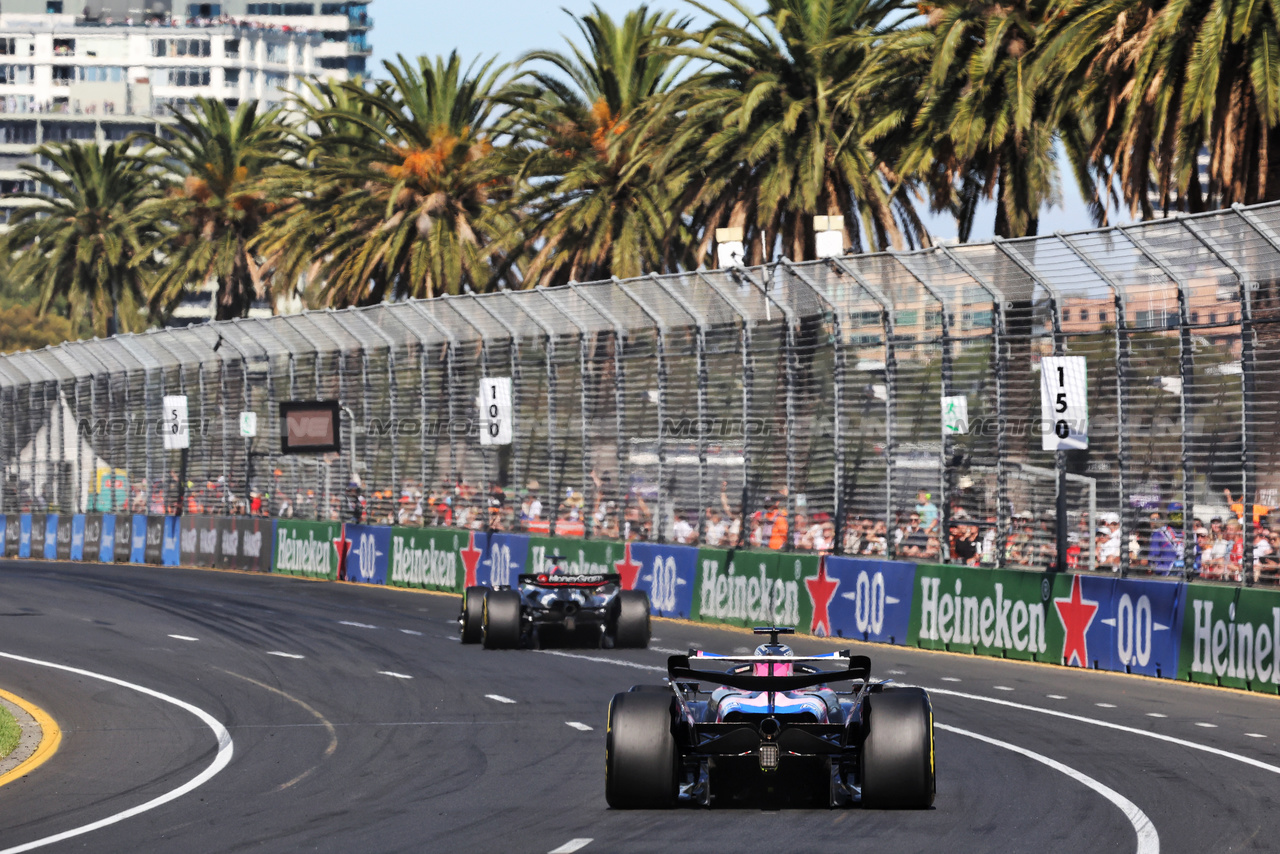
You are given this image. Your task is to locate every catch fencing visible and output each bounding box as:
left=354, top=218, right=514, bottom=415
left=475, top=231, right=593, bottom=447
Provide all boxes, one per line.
left=5, top=201, right=1280, bottom=584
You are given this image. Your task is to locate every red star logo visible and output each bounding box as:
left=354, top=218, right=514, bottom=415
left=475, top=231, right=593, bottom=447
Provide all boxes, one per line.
left=614, top=542, right=642, bottom=590
left=805, top=559, right=840, bottom=637
left=461, top=531, right=483, bottom=588
left=1054, top=574, right=1099, bottom=668
left=333, top=530, right=351, bottom=580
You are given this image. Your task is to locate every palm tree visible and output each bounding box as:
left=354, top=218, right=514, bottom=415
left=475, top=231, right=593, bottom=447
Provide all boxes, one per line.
left=1, top=140, right=160, bottom=336
left=283, top=53, right=517, bottom=304
left=657, top=0, right=923, bottom=261
left=501, top=4, right=694, bottom=284
left=138, top=98, right=298, bottom=321
left=894, top=0, right=1061, bottom=239
left=1037, top=0, right=1280, bottom=217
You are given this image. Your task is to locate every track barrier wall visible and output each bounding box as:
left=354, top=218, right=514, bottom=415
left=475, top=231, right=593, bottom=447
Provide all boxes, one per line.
left=4, top=517, right=1280, bottom=695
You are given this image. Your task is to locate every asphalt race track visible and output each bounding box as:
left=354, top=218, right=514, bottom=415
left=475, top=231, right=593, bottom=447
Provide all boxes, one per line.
left=0, top=561, right=1277, bottom=854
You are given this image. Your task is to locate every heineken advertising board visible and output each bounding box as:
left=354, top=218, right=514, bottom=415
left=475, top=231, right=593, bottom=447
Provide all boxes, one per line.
left=273, top=519, right=340, bottom=580
left=692, top=548, right=817, bottom=630
left=387, top=526, right=477, bottom=593
left=527, top=537, right=621, bottom=577
left=909, top=563, right=1066, bottom=662
left=1179, top=585, right=1280, bottom=695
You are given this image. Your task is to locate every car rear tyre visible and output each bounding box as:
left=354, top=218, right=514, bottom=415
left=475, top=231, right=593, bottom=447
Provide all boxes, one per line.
left=606, top=691, right=678, bottom=809
left=482, top=589, right=522, bottom=649
left=613, top=590, right=651, bottom=648
left=459, top=586, right=486, bottom=644
left=860, top=687, right=935, bottom=809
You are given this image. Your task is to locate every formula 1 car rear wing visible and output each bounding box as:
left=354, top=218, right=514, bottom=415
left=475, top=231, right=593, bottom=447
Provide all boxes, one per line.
left=666, top=653, right=872, bottom=693
left=518, top=573, right=621, bottom=587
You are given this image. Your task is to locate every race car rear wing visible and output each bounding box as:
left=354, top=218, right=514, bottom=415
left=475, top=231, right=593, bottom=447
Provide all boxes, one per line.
left=517, top=573, right=621, bottom=587
left=667, top=653, right=872, bottom=693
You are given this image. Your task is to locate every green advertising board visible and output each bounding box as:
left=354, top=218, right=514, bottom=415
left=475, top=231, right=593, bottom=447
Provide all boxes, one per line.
left=908, top=563, right=1066, bottom=662
left=692, top=548, right=817, bottom=630
left=388, top=526, right=469, bottom=593
left=273, top=519, right=340, bottom=580
left=527, top=537, right=622, bottom=576
left=1178, top=584, right=1280, bottom=694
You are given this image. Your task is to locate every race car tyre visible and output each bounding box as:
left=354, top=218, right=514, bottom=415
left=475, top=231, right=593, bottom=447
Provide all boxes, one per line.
left=859, top=687, right=935, bottom=809
left=606, top=691, right=678, bottom=809
left=482, top=589, right=522, bottom=650
left=459, top=586, right=486, bottom=644
left=612, top=590, right=651, bottom=648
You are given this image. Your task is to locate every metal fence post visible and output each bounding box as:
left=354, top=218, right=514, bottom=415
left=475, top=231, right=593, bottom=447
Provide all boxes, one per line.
left=616, top=280, right=668, bottom=543
left=783, top=260, right=848, bottom=553
left=407, top=301, right=466, bottom=519
left=995, top=239, right=1069, bottom=571
left=1053, top=236, right=1133, bottom=576
left=650, top=274, right=710, bottom=543
left=1119, top=225, right=1201, bottom=578
left=469, top=296, right=524, bottom=518
left=939, top=246, right=1009, bottom=568
left=832, top=258, right=896, bottom=555
left=539, top=290, right=593, bottom=538
left=897, top=255, right=954, bottom=561
left=571, top=284, right=630, bottom=538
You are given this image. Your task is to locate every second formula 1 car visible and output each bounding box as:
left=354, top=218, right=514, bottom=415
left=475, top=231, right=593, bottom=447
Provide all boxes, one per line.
left=458, top=554, right=650, bottom=650
left=605, top=628, right=935, bottom=809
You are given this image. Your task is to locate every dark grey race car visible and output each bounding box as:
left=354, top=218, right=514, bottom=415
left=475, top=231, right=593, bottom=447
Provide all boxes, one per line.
left=458, top=555, right=650, bottom=649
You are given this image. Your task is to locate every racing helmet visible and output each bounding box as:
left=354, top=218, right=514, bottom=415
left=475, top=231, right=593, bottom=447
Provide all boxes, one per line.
left=753, top=642, right=794, bottom=677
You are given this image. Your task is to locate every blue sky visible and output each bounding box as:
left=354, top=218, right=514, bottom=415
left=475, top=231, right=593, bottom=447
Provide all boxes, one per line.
left=369, top=0, right=1112, bottom=240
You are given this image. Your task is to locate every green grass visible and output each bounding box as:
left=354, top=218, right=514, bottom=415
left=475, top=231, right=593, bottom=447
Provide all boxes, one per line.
left=0, top=704, right=20, bottom=759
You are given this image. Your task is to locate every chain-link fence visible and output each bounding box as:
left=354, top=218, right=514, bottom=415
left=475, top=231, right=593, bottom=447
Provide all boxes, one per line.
left=8, top=202, right=1280, bottom=584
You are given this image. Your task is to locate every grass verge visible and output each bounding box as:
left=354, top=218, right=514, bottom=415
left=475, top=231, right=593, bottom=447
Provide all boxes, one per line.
left=0, top=703, right=19, bottom=758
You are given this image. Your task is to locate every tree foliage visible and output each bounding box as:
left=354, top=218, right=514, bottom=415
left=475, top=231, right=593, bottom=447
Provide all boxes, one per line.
left=4, top=0, right=1280, bottom=327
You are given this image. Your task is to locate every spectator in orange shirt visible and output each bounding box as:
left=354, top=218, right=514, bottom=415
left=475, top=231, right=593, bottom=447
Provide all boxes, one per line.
left=1224, top=488, right=1273, bottom=526
left=766, top=495, right=788, bottom=551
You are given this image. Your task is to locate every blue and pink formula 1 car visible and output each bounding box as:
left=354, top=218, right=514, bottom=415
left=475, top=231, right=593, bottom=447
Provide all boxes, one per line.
left=606, top=628, right=936, bottom=809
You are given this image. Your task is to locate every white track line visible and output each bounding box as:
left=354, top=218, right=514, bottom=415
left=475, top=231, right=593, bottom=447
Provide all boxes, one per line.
left=1048, top=695, right=1067, bottom=700
left=266, top=652, right=304, bottom=659
left=338, top=621, right=377, bottom=629
left=1246, top=733, right=1267, bottom=739
left=1195, top=722, right=1217, bottom=728
left=922, top=686, right=1280, bottom=778
left=548, top=839, right=593, bottom=854
left=1146, top=713, right=1167, bottom=718
left=379, top=671, right=413, bottom=680
left=400, top=629, right=423, bottom=636
left=938, top=723, right=1159, bottom=854
left=167, top=635, right=198, bottom=642
left=536, top=650, right=665, bottom=672
left=566, top=721, right=593, bottom=731
left=993, top=686, right=1014, bottom=691
left=0, top=651, right=234, bottom=854
left=485, top=694, right=517, bottom=704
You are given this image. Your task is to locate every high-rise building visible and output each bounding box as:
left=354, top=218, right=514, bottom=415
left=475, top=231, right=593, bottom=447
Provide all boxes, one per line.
left=0, top=1, right=372, bottom=321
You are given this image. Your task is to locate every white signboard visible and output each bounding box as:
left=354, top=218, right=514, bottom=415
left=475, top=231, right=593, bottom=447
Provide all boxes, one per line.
left=480, top=377, right=513, bottom=446
left=162, top=394, right=190, bottom=450
left=1040, top=356, right=1088, bottom=450
left=239, top=411, right=258, bottom=438
left=941, top=395, right=969, bottom=436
